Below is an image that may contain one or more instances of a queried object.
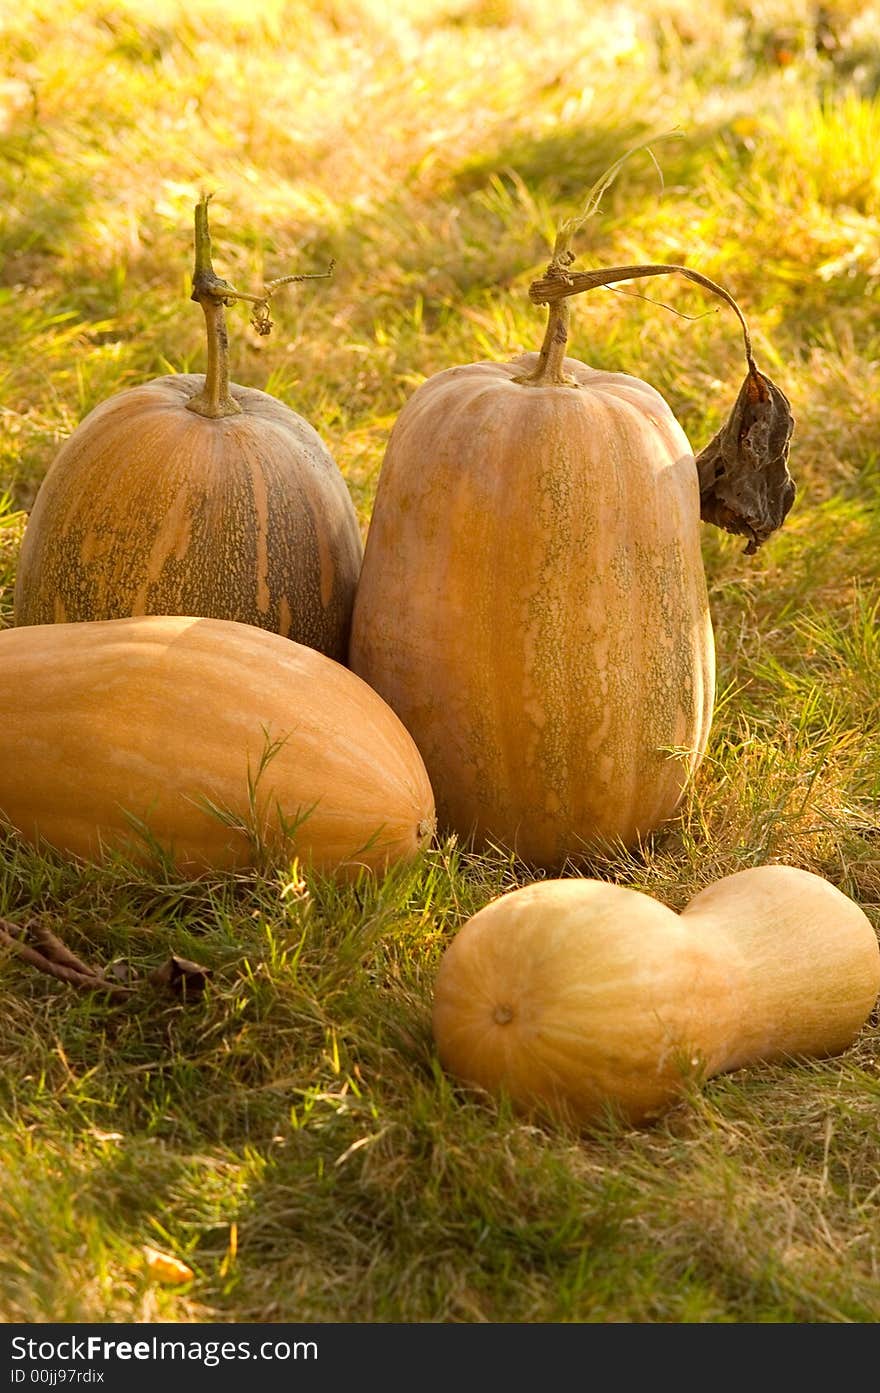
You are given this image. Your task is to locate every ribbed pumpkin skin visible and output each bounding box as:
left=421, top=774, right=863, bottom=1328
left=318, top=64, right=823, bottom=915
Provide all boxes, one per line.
left=0, top=615, right=435, bottom=878
left=350, top=354, right=715, bottom=867
left=432, top=868, right=880, bottom=1127
left=13, top=374, right=364, bottom=662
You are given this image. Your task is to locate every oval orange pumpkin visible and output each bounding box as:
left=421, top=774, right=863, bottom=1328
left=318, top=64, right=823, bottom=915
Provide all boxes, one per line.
left=13, top=197, right=363, bottom=662
left=350, top=348, right=715, bottom=868
left=0, top=614, right=436, bottom=878
left=350, top=232, right=794, bottom=871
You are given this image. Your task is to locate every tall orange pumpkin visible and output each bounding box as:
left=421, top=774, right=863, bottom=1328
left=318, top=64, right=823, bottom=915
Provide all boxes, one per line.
left=350, top=251, right=794, bottom=868
left=13, top=197, right=363, bottom=663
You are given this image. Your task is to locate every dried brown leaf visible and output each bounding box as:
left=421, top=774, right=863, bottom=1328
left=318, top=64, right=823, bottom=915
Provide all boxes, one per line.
left=696, top=368, right=796, bottom=554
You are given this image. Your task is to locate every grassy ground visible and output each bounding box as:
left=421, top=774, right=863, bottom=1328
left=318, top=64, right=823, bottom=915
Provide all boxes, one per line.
left=1, top=0, right=880, bottom=1324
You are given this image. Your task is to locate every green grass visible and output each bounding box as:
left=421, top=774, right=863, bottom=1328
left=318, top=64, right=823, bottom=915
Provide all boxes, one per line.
left=2, top=0, right=880, bottom=1324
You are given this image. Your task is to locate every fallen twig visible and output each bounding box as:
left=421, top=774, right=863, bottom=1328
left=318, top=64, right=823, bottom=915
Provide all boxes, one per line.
left=0, top=916, right=210, bottom=1003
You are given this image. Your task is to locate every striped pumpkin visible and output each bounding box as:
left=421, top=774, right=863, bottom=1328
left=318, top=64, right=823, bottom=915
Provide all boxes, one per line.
left=13, top=373, right=363, bottom=661
left=13, top=194, right=363, bottom=661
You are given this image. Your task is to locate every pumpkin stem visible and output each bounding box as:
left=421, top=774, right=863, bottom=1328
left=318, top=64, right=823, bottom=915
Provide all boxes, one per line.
left=514, top=133, right=680, bottom=389
left=523, top=261, right=796, bottom=552
left=186, top=193, right=244, bottom=419
left=185, top=193, right=335, bottom=421
left=514, top=255, right=578, bottom=387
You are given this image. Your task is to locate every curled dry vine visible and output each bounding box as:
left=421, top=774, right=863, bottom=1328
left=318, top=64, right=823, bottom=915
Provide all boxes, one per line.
left=521, top=135, right=796, bottom=554
left=526, top=260, right=796, bottom=554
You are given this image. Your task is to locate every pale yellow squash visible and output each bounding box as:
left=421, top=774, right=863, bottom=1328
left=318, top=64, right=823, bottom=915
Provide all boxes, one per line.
left=431, top=866, right=880, bottom=1126
left=0, top=615, right=436, bottom=878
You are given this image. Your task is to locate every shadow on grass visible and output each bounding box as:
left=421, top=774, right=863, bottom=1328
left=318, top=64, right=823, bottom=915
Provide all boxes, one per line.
left=0, top=109, right=98, bottom=287
left=447, top=109, right=729, bottom=211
